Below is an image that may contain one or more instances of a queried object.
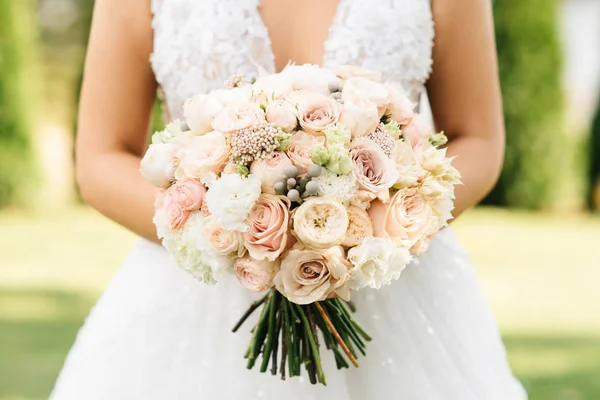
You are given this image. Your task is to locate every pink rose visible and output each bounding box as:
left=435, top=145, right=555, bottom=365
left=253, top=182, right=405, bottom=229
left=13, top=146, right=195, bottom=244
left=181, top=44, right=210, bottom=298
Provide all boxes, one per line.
left=211, top=101, right=265, bottom=133
left=349, top=137, right=399, bottom=194
left=338, top=97, right=380, bottom=138
left=369, top=188, right=438, bottom=253
left=205, top=217, right=246, bottom=256
left=244, top=194, right=291, bottom=261
left=177, top=131, right=231, bottom=179
left=342, top=77, right=389, bottom=117
left=385, top=84, right=414, bottom=126
left=336, top=65, right=382, bottom=82
left=274, top=243, right=352, bottom=304
left=402, top=114, right=433, bottom=147
left=265, top=100, right=298, bottom=133
left=341, top=206, right=374, bottom=247
left=183, top=94, right=224, bottom=135
left=297, top=93, right=341, bottom=135
left=234, top=256, right=279, bottom=292
left=159, top=190, right=190, bottom=230
left=170, top=178, right=207, bottom=211
left=249, top=152, right=293, bottom=194
left=286, top=131, right=324, bottom=175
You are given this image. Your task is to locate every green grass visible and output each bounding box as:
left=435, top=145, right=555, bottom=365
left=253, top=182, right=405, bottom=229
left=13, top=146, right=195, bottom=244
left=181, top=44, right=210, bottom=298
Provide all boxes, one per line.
left=0, top=207, right=599, bottom=399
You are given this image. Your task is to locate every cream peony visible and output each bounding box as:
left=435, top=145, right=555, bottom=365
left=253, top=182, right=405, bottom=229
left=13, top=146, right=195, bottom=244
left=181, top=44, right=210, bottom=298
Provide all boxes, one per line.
left=211, top=101, right=265, bottom=133
left=177, top=131, right=230, bottom=179
left=249, top=152, right=294, bottom=194
left=341, top=206, right=374, bottom=247
left=297, top=93, right=341, bottom=135
left=336, top=65, right=382, bottom=82
left=347, top=236, right=412, bottom=290
left=286, top=131, right=324, bottom=175
left=204, top=216, right=246, bottom=256
left=338, top=97, right=380, bottom=138
left=204, top=174, right=262, bottom=232
left=234, top=256, right=279, bottom=292
left=293, top=198, right=349, bottom=249
left=244, top=194, right=291, bottom=261
left=349, top=137, right=399, bottom=194
left=140, top=143, right=179, bottom=188
left=253, top=73, right=295, bottom=103
left=183, top=94, right=224, bottom=135
left=265, top=100, right=298, bottom=132
left=274, top=243, right=352, bottom=304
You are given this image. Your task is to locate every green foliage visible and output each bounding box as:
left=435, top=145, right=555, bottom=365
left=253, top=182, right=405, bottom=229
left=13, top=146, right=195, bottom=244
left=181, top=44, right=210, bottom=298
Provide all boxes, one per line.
left=588, top=99, right=600, bottom=210
left=0, top=0, right=38, bottom=207
left=484, top=0, right=565, bottom=209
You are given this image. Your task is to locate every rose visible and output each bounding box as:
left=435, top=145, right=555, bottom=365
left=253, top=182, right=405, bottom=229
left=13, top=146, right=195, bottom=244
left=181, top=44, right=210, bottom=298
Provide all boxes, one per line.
left=183, top=94, right=224, bottom=135
left=159, top=189, right=190, bottom=230
left=281, top=64, right=338, bottom=95
left=244, top=194, right=291, bottom=261
left=348, top=190, right=377, bottom=210
left=171, top=178, right=207, bottom=211
left=293, top=198, right=349, bottom=249
left=336, top=65, right=382, bottom=82
left=177, top=131, right=230, bottom=179
left=249, top=152, right=294, bottom=194
left=341, top=77, right=389, bottom=117
left=204, top=216, right=246, bottom=256
left=385, top=84, right=414, bottom=126
left=349, top=137, right=399, bottom=194
left=402, top=114, right=433, bottom=147
left=211, top=101, right=265, bottom=133
left=297, top=93, right=341, bottom=135
left=369, top=188, right=438, bottom=252
left=140, top=143, right=179, bottom=188
left=265, top=100, right=298, bottom=132
left=234, top=256, right=279, bottom=292
left=341, top=206, right=374, bottom=247
left=286, top=131, right=323, bottom=175
left=338, top=97, right=379, bottom=138
left=274, top=243, right=352, bottom=304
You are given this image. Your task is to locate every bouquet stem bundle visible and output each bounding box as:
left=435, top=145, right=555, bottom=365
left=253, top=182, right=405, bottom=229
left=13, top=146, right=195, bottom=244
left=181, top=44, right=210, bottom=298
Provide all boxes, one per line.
left=233, top=289, right=371, bottom=385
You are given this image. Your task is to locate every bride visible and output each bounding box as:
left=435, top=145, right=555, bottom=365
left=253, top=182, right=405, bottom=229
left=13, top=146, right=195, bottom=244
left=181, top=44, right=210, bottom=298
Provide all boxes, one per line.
left=50, top=0, right=527, bottom=398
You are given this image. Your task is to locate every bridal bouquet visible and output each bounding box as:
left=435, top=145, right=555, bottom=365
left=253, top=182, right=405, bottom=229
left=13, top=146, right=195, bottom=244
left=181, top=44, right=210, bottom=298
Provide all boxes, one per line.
left=141, top=64, right=460, bottom=385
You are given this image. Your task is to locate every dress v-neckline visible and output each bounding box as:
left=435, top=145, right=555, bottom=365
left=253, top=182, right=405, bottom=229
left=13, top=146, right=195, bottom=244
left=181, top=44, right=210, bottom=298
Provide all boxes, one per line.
left=255, top=0, right=346, bottom=72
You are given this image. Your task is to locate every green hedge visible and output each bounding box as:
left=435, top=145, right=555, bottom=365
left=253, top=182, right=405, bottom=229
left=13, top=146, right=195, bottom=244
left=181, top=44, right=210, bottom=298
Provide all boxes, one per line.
left=484, top=0, right=565, bottom=209
left=588, top=99, right=600, bottom=210
left=0, top=0, right=37, bottom=207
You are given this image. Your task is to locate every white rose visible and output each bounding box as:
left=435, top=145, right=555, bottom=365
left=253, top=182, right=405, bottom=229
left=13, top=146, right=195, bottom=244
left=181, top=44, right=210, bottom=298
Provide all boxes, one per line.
left=140, top=143, right=179, bottom=188
left=339, top=97, right=380, bottom=138
left=183, top=94, right=224, bottom=135
left=342, top=77, right=389, bottom=117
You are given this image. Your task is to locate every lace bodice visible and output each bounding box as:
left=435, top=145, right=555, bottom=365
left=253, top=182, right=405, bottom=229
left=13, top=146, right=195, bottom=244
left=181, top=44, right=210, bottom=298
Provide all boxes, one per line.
left=150, top=0, right=434, bottom=119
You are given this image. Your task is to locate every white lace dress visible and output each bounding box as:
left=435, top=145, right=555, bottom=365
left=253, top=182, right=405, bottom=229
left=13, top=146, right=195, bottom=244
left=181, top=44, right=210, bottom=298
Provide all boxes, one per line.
left=50, top=0, right=527, bottom=398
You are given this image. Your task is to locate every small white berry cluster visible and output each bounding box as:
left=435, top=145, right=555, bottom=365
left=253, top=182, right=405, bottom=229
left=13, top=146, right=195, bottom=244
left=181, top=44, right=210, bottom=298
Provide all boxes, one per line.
left=274, top=164, right=323, bottom=204
left=367, top=123, right=395, bottom=157
left=231, top=123, right=283, bottom=165
left=224, top=73, right=245, bottom=89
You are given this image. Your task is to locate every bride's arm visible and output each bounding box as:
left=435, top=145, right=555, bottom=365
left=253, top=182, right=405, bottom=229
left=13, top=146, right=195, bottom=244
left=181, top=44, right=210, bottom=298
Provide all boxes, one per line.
left=427, top=0, right=505, bottom=218
left=76, top=0, right=160, bottom=242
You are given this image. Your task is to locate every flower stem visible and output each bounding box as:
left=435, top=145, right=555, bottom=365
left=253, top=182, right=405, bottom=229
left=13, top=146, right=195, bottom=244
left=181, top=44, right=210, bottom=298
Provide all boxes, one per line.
left=260, top=291, right=280, bottom=373
left=232, top=293, right=269, bottom=333
left=314, top=302, right=359, bottom=368
left=247, top=294, right=271, bottom=369
left=295, top=304, right=327, bottom=385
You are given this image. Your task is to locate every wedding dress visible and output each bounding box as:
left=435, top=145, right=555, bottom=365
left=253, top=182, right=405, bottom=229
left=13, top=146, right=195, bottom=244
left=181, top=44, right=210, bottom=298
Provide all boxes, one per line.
left=50, top=0, right=527, bottom=398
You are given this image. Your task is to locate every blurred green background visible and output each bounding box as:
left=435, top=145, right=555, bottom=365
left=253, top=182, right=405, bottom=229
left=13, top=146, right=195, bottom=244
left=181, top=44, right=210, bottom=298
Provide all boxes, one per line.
left=1, top=0, right=599, bottom=399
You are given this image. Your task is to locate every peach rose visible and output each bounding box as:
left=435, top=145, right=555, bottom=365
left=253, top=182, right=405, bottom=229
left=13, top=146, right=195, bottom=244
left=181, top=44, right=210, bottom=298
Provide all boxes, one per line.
left=297, top=93, right=341, bottom=135
left=274, top=243, right=352, bottom=304
left=369, top=188, right=438, bottom=252
left=205, top=216, right=246, bottom=256
left=249, top=152, right=293, bottom=194
left=234, top=256, right=279, bottom=292
left=183, top=94, right=224, bottom=135
left=336, top=65, right=382, bottom=82
left=293, top=198, right=349, bottom=249
left=402, top=114, right=433, bottom=147
left=177, top=131, right=230, bottom=179
left=342, top=77, right=389, bottom=117
left=170, top=178, right=207, bottom=211
left=385, top=84, right=414, bottom=126
left=211, top=101, right=265, bottom=133
left=349, top=137, right=399, bottom=194
left=341, top=206, right=374, bottom=247
left=159, top=190, right=190, bottom=230
left=265, top=100, right=298, bottom=132
left=244, top=194, right=291, bottom=261
left=338, top=97, right=380, bottom=138
left=286, top=131, right=324, bottom=175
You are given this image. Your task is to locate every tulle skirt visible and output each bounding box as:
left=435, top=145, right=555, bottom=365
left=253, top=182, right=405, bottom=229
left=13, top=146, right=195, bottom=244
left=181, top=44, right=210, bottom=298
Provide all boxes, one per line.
left=50, top=229, right=526, bottom=399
